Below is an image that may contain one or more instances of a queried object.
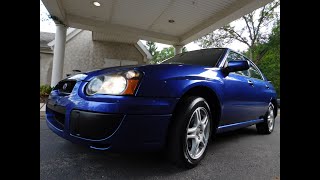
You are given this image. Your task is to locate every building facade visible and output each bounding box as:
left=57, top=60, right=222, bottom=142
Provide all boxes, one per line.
left=40, top=29, right=151, bottom=85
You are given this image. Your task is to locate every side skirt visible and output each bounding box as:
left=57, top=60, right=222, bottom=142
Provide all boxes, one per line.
left=216, top=119, right=264, bottom=134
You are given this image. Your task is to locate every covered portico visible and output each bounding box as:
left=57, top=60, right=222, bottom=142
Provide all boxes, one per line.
left=42, top=0, right=272, bottom=86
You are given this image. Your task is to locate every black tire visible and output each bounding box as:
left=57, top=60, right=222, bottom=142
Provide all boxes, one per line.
left=167, top=96, right=212, bottom=168
left=256, top=103, right=275, bottom=134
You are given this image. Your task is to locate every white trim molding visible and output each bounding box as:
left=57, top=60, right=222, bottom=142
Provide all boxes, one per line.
left=48, top=28, right=83, bottom=48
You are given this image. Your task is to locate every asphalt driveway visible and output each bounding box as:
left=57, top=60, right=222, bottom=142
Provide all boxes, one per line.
left=40, top=113, right=280, bottom=180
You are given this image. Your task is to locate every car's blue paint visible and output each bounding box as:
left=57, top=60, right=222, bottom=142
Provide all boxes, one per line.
left=221, top=73, right=260, bottom=125
left=46, top=48, right=277, bottom=151
left=47, top=112, right=172, bottom=151
left=216, top=118, right=264, bottom=133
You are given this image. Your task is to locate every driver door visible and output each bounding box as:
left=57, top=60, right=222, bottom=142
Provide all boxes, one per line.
left=220, top=51, right=258, bottom=126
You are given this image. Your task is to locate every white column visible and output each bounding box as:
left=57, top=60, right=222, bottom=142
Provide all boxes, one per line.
left=51, top=24, right=67, bottom=87
left=174, top=45, right=183, bottom=55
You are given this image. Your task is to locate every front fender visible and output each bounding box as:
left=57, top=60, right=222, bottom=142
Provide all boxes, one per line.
left=136, top=67, right=225, bottom=106
left=179, top=80, right=224, bottom=104
left=136, top=64, right=224, bottom=98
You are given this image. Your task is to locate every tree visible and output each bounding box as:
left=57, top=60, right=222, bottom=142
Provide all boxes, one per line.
left=254, top=20, right=280, bottom=97
left=41, top=1, right=65, bottom=25
left=182, top=46, right=187, bottom=53
left=40, top=1, right=51, bottom=22
left=156, top=47, right=175, bottom=63
left=196, top=0, right=279, bottom=63
left=145, top=41, right=187, bottom=64
left=146, top=41, right=159, bottom=57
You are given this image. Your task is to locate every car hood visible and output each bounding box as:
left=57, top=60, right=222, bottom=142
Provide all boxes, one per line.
left=68, top=63, right=221, bottom=82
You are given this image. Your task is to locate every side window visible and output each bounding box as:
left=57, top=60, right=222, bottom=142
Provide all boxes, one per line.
left=225, top=51, right=249, bottom=76
left=248, top=61, right=264, bottom=80
left=225, top=51, right=242, bottom=63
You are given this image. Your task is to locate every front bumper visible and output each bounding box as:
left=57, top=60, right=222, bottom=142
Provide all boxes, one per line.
left=46, top=81, right=178, bottom=151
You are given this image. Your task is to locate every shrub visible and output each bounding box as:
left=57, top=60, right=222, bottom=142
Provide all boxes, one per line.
left=40, top=85, right=53, bottom=96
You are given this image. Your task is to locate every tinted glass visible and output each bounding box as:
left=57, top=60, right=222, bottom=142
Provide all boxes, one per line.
left=161, top=48, right=225, bottom=67
left=248, top=62, right=263, bottom=80
left=226, top=51, right=242, bottom=62
left=225, top=51, right=249, bottom=76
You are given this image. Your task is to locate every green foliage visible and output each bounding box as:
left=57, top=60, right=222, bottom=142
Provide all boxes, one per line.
left=253, top=20, right=280, bottom=97
left=195, top=0, right=280, bottom=97
left=155, top=47, right=175, bottom=63
left=145, top=41, right=187, bottom=64
left=146, top=41, right=158, bottom=57
left=40, top=85, right=53, bottom=96
left=196, top=0, right=279, bottom=62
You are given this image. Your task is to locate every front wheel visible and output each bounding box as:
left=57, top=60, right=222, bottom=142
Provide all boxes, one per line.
left=256, top=103, right=275, bottom=134
left=167, top=96, right=212, bottom=168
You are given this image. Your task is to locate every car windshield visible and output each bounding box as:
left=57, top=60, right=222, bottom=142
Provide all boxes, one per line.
left=161, top=48, right=226, bottom=67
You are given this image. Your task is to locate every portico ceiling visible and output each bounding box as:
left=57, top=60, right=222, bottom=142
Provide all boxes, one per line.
left=42, top=0, right=273, bottom=45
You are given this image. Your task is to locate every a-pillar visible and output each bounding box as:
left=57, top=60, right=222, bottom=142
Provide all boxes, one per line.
left=51, top=23, right=67, bottom=87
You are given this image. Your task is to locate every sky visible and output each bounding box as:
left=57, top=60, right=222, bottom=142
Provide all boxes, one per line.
left=40, top=0, right=278, bottom=52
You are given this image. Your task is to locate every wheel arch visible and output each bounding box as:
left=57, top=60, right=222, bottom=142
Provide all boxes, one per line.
left=270, top=98, right=278, bottom=117
left=165, top=85, right=222, bottom=149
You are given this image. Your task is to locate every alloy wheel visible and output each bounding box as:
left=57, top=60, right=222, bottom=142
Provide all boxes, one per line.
left=185, top=107, right=210, bottom=160
left=267, top=104, right=275, bottom=132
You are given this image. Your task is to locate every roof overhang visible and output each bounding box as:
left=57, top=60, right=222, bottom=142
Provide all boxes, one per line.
left=42, top=0, right=273, bottom=45
left=47, top=28, right=82, bottom=47
left=47, top=28, right=152, bottom=59
left=40, top=47, right=53, bottom=54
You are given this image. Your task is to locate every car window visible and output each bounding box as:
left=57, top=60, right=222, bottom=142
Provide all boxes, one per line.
left=225, top=51, right=249, bottom=76
left=161, top=48, right=225, bottom=67
left=248, top=61, right=264, bottom=80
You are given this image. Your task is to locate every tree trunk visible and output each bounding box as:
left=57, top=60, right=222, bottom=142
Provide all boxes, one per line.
left=249, top=48, right=253, bottom=60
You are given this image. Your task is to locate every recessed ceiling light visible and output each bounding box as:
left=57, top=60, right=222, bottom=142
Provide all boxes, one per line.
left=168, top=19, right=175, bottom=23
left=93, top=1, right=101, bottom=7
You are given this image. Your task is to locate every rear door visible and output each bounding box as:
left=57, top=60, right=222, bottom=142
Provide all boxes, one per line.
left=220, top=51, right=259, bottom=125
left=246, top=60, right=270, bottom=117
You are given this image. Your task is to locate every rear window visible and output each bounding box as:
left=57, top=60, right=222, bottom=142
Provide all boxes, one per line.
left=161, top=48, right=226, bottom=67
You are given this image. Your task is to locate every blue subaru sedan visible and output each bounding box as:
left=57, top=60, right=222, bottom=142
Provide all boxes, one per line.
left=46, top=48, right=277, bottom=168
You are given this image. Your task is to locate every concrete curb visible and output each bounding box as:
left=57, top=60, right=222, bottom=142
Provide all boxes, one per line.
left=40, top=103, right=46, bottom=117
left=40, top=104, right=46, bottom=111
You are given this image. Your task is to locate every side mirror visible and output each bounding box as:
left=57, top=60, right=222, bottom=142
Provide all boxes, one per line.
left=223, top=60, right=249, bottom=75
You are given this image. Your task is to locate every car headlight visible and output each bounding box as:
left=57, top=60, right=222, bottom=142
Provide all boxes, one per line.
left=85, top=70, right=141, bottom=95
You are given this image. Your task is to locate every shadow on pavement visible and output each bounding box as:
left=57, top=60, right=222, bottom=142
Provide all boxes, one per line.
left=47, top=126, right=261, bottom=178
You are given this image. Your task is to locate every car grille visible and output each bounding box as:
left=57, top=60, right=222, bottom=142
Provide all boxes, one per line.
left=53, top=80, right=77, bottom=94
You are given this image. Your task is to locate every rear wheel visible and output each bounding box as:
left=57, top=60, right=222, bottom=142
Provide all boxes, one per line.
left=167, top=96, right=212, bottom=168
left=256, top=103, right=275, bottom=134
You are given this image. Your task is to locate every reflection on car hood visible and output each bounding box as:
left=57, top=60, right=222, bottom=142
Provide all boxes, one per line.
left=82, top=63, right=220, bottom=81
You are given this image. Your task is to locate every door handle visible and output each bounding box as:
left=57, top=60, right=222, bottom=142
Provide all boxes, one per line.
left=248, top=80, right=254, bottom=86
left=265, top=84, right=270, bottom=89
